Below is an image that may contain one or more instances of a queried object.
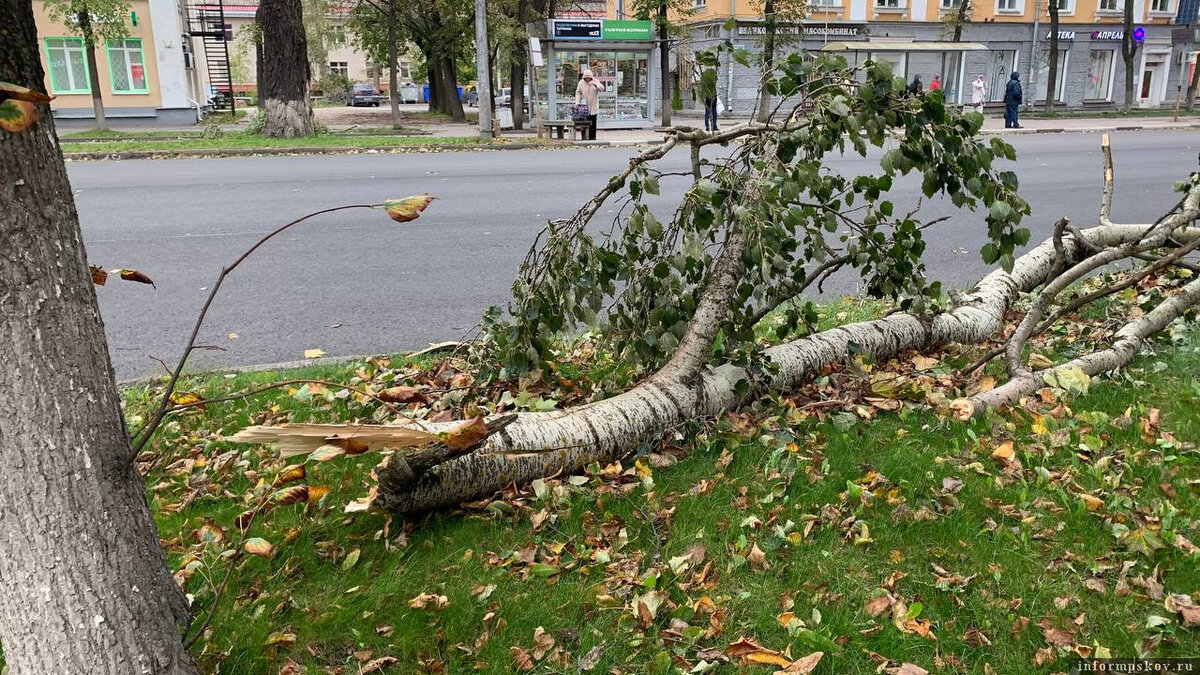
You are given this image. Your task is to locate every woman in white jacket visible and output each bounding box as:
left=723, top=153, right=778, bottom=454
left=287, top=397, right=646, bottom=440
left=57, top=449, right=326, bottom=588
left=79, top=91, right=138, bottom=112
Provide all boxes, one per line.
left=971, top=75, right=987, bottom=114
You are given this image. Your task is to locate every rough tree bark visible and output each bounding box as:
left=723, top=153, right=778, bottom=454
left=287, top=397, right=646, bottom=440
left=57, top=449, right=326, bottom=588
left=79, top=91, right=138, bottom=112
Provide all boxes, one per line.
left=258, top=0, right=316, bottom=137
left=510, top=0, right=530, bottom=130
left=1121, top=0, right=1138, bottom=110
left=78, top=11, right=108, bottom=132
left=0, top=4, right=199, bottom=673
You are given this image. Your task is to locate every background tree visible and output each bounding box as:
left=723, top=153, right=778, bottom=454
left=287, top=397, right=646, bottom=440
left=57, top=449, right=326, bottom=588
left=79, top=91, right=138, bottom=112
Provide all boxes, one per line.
left=44, top=0, right=131, bottom=132
left=348, top=0, right=404, bottom=128
left=0, top=3, right=201, bottom=672
left=1046, top=0, right=1060, bottom=111
left=1121, top=0, right=1139, bottom=110
left=634, top=0, right=693, bottom=127
left=754, top=0, right=806, bottom=123
left=942, top=0, right=973, bottom=41
left=258, top=0, right=317, bottom=137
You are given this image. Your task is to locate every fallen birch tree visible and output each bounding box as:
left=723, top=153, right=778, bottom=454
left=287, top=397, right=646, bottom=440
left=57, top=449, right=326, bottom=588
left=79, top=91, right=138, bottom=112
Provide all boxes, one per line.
left=236, top=56, right=1200, bottom=516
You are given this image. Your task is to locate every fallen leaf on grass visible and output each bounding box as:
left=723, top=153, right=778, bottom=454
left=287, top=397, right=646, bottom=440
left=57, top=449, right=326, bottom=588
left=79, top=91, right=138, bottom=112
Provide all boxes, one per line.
left=747, top=543, right=770, bottom=570
left=360, top=656, right=398, bottom=674
left=378, top=386, right=429, bottom=404
left=990, top=441, right=1015, bottom=462
left=244, top=537, right=274, bottom=557
left=409, top=592, right=449, bottom=609
left=532, top=626, right=555, bottom=660
left=511, top=647, right=535, bottom=671
left=265, top=631, right=295, bottom=648
left=773, top=651, right=823, bottom=674
left=1040, top=619, right=1075, bottom=648
left=726, top=636, right=789, bottom=666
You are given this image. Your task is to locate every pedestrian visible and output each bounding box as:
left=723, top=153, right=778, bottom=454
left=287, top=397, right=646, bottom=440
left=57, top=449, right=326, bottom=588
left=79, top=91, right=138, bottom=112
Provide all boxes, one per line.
left=929, top=74, right=942, bottom=92
left=575, top=69, right=605, bottom=141
left=700, top=64, right=719, bottom=132
left=1003, top=71, right=1023, bottom=128
left=906, top=75, right=923, bottom=97
left=971, top=74, right=987, bottom=114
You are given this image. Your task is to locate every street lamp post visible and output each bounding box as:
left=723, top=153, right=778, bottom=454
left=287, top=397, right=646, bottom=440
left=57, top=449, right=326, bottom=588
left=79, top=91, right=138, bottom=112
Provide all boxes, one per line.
left=475, top=0, right=492, bottom=138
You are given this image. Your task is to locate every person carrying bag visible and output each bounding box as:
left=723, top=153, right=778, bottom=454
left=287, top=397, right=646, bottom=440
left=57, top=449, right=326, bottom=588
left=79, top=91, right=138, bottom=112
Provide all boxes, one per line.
left=575, top=69, right=605, bottom=141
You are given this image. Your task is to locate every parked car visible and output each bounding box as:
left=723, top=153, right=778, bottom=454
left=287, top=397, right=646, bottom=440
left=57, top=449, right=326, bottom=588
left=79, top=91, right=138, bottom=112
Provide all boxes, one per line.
left=494, top=87, right=511, bottom=107
left=345, top=83, right=381, bottom=107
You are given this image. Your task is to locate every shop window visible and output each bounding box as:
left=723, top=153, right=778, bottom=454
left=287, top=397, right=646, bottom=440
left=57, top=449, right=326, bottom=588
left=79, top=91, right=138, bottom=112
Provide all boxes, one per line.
left=986, top=50, right=1017, bottom=102
left=45, top=38, right=90, bottom=94
left=107, top=39, right=148, bottom=93
left=996, top=0, right=1022, bottom=10
left=1036, top=48, right=1069, bottom=101
left=1085, top=49, right=1114, bottom=100
left=330, top=61, right=349, bottom=76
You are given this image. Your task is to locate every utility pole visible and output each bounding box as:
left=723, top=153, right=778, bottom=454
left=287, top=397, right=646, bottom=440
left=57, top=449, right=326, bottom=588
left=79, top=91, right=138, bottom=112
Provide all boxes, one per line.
left=475, top=0, right=493, bottom=137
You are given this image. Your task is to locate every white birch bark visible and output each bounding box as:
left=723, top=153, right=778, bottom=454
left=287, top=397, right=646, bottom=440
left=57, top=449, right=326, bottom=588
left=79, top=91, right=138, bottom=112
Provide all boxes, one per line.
left=374, top=223, right=1200, bottom=514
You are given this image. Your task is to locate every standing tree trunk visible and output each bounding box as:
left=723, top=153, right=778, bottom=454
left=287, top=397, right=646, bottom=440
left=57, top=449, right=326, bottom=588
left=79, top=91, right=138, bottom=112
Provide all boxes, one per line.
left=0, top=4, right=200, bottom=673
left=756, top=0, right=776, bottom=123
left=1045, top=0, right=1060, bottom=112
left=658, top=0, right=671, bottom=127
left=438, top=55, right=466, bottom=121
left=257, top=0, right=316, bottom=137
left=951, top=0, right=970, bottom=41
left=78, top=13, right=107, bottom=132
left=1121, top=0, right=1138, bottom=110
left=510, top=0, right=530, bottom=130
left=387, top=0, right=401, bottom=129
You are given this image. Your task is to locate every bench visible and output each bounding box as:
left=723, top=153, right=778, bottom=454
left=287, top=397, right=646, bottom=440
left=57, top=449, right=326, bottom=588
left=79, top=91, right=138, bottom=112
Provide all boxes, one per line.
left=539, top=118, right=591, bottom=140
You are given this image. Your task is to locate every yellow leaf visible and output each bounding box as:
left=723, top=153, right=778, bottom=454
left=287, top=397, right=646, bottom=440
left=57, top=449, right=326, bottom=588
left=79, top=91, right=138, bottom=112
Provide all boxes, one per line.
left=1081, top=494, right=1104, bottom=511
left=746, top=651, right=793, bottom=667
left=273, top=464, right=307, bottom=487
left=991, top=441, right=1015, bottom=462
left=380, top=194, right=437, bottom=223
left=439, top=415, right=489, bottom=451
left=265, top=631, right=296, bottom=648
left=1028, top=353, right=1055, bottom=370
left=304, top=348, right=326, bottom=359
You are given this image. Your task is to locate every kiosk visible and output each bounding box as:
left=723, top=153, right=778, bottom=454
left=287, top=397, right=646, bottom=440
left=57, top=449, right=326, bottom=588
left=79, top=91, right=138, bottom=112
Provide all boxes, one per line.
left=533, top=19, right=657, bottom=129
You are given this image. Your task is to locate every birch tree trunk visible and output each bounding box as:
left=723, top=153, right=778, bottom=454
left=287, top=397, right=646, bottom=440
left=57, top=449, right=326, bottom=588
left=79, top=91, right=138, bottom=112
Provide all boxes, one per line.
left=375, top=222, right=1196, bottom=515
left=258, top=0, right=316, bottom=137
left=0, top=4, right=199, bottom=672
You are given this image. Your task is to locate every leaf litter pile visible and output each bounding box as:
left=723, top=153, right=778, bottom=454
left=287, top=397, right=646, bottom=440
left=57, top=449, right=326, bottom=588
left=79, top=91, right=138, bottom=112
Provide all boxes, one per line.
left=126, top=280, right=1200, bottom=674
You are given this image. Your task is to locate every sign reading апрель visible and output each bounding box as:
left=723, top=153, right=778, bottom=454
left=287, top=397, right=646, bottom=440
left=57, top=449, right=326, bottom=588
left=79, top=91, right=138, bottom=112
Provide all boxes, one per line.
left=550, top=19, right=653, bottom=41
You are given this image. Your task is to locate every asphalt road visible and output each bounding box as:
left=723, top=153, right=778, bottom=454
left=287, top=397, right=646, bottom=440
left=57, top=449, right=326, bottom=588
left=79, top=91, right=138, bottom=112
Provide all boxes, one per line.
left=70, top=130, right=1199, bottom=379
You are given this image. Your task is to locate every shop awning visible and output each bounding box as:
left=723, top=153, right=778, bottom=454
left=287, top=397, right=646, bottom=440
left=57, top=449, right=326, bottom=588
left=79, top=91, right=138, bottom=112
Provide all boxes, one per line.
left=820, top=41, right=988, bottom=52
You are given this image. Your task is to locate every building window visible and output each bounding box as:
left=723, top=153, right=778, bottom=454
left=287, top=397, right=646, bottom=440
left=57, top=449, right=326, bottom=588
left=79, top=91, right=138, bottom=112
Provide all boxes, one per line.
left=329, top=61, right=349, bottom=76
left=1086, top=49, right=1114, bottom=99
left=1054, top=0, right=1073, bottom=11
left=1098, top=0, right=1120, bottom=10
left=1037, top=48, right=1069, bottom=101
left=1150, top=0, right=1170, bottom=11
left=397, top=61, right=412, bottom=80
left=941, top=0, right=962, bottom=7
left=45, top=38, right=90, bottom=94
left=876, top=0, right=902, bottom=8
left=106, top=39, right=148, bottom=93
left=692, top=0, right=706, bottom=8
left=996, top=0, right=1021, bottom=10
left=330, top=25, right=346, bottom=45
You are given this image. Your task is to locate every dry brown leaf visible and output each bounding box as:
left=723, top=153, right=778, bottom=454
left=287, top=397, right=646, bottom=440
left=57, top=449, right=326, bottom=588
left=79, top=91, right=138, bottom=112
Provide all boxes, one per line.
left=511, top=647, right=535, bottom=671
left=360, top=656, right=398, bottom=674
left=440, top=415, right=489, bottom=451
left=408, top=592, right=449, bottom=609
left=865, top=594, right=894, bottom=617
left=991, top=441, right=1015, bottom=462
left=90, top=265, right=107, bottom=285
left=747, top=543, right=770, bottom=570
left=773, top=651, right=824, bottom=674
left=378, top=386, right=429, bottom=404
left=1040, top=620, right=1075, bottom=648
left=532, top=626, right=555, bottom=660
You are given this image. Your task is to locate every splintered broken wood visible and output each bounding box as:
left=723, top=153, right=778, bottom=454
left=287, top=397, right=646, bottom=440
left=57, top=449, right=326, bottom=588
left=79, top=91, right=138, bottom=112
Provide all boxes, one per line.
left=228, top=423, right=439, bottom=458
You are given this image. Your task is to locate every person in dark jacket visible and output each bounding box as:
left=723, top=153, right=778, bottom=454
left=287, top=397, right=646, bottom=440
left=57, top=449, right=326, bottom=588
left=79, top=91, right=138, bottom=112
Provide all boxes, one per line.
left=906, top=75, right=923, bottom=97
left=700, top=65, right=719, bottom=131
left=1003, top=71, right=1023, bottom=129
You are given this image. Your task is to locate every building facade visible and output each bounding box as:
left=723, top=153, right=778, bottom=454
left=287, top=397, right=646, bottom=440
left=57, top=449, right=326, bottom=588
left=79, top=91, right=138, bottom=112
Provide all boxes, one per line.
left=32, top=0, right=199, bottom=124
left=673, top=0, right=1200, bottom=113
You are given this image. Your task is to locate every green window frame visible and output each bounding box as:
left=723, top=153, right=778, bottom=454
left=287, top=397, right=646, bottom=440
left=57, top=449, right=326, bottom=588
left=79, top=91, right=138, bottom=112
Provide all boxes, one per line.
left=106, top=38, right=149, bottom=94
left=44, top=37, right=91, bottom=94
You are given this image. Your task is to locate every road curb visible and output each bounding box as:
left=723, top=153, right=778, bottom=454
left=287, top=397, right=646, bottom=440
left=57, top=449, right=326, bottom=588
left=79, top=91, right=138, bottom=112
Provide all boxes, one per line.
left=63, top=142, right=565, bottom=161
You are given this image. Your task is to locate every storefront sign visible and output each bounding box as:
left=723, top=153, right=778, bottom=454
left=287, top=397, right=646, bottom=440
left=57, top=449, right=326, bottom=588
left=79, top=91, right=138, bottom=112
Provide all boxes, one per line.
left=737, top=23, right=863, bottom=38
left=1046, top=30, right=1076, bottom=40
left=1091, top=27, right=1144, bottom=41
left=553, top=19, right=602, bottom=40
left=550, top=19, right=654, bottom=41
left=603, top=20, right=653, bottom=40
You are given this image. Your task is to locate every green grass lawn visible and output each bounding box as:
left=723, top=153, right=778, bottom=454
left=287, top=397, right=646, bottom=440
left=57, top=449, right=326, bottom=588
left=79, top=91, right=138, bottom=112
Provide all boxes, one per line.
left=1, top=294, right=1196, bottom=674
left=61, top=131, right=552, bottom=155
